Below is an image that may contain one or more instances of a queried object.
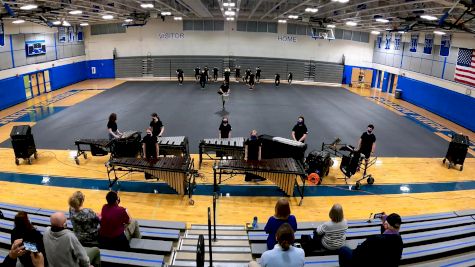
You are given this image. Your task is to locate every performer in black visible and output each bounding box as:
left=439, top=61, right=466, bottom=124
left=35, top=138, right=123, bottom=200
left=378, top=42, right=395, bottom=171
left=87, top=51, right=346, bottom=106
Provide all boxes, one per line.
left=218, top=81, right=230, bottom=109
left=150, top=113, right=164, bottom=137
left=224, top=68, right=231, bottom=84
left=200, top=70, right=207, bottom=89
left=107, top=113, right=122, bottom=140
left=142, top=127, right=159, bottom=160
left=275, top=73, right=280, bottom=86
left=248, top=72, right=256, bottom=90
left=357, top=124, right=376, bottom=159
left=245, top=68, right=251, bottom=83
left=256, top=67, right=261, bottom=83
left=288, top=72, right=293, bottom=85
left=204, top=66, right=209, bottom=82
left=194, top=66, right=200, bottom=81
left=176, top=68, right=184, bottom=85
left=291, top=116, right=308, bottom=143
left=235, top=66, right=241, bottom=82
left=213, top=67, right=219, bottom=82
left=219, top=117, right=232, bottom=138
left=244, top=130, right=264, bottom=181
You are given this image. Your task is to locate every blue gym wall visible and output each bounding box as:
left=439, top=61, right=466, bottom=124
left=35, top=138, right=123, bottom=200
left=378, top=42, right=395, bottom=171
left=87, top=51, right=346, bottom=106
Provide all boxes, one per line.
left=397, top=76, right=475, bottom=132
left=0, top=59, right=115, bottom=111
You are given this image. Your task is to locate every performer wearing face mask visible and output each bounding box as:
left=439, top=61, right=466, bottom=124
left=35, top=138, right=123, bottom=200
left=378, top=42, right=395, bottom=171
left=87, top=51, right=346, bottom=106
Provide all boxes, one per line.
left=255, top=67, right=261, bottom=83
left=213, top=67, right=219, bottom=82
left=248, top=72, right=256, bottom=90
left=194, top=66, right=201, bottom=82
left=288, top=72, right=293, bottom=85
left=357, top=124, right=376, bottom=159
left=219, top=117, right=232, bottom=138
left=142, top=127, right=159, bottom=160
left=291, top=116, right=308, bottom=143
left=235, top=66, right=241, bottom=82
left=218, top=81, right=230, bottom=109
left=275, top=73, right=280, bottom=86
left=244, top=130, right=264, bottom=181
left=224, top=68, right=231, bottom=84
left=176, top=68, right=184, bottom=85
left=150, top=113, right=164, bottom=137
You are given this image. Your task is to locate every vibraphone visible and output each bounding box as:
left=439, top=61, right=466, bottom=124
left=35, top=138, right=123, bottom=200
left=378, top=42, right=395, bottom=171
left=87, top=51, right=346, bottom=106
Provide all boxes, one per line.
left=157, top=136, right=189, bottom=157
left=213, top=158, right=307, bottom=205
left=106, top=157, right=196, bottom=205
left=74, top=139, right=112, bottom=165
left=199, top=137, right=245, bottom=168
left=259, top=135, right=307, bottom=162
left=113, top=131, right=142, bottom=158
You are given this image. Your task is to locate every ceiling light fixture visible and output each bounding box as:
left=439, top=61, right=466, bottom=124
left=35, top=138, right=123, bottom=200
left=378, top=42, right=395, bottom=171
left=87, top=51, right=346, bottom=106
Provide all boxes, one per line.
left=226, top=17, right=234, bottom=21
left=173, top=16, right=182, bottom=20
left=161, top=11, right=172, bottom=16
left=326, top=24, right=336, bottom=28
left=53, top=21, right=61, bottom=25
left=12, top=19, right=25, bottom=24
left=371, top=31, right=380, bottom=35
left=223, top=2, right=236, bottom=7
left=346, top=21, right=357, bottom=26
left=398, top=31, right=405, bottom=34
left=124, top=19, right=133, bottom=22
left=433, top=30, right=446, bottom=35
left=224, top=10, right=235, bottom=16
left=288, top=15, right=298, bottom=19
left=102, top=15, right=114, bottom=20
left=20, top=4, right=38, bottom=10
left=140, top=3, right=154, bottom=8
left=80, top=23, right=89, bottom=26
left=62, top=21, right=71, bottom=26
left=69, top=10, right=83, bottom=15
left=305, top=8, right=318, bottom=13
left=375, top=18, right=389, bottom=23
left=278, top=19, right=287, bottom=23
left=421, top=15, right=438, bottom=21
left=331, top=0, right=349, bottom=3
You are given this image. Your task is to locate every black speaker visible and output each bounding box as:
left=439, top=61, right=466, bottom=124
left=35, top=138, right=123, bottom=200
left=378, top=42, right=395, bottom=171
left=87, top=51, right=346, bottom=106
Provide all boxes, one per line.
left=444, top=133, right=469, bottom=170
left=10, top=125, right=37, bottom=164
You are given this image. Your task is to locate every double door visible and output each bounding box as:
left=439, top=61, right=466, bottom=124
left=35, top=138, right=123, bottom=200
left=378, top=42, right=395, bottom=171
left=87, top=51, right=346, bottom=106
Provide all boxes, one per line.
left=23, top=70, right=51, bottom=99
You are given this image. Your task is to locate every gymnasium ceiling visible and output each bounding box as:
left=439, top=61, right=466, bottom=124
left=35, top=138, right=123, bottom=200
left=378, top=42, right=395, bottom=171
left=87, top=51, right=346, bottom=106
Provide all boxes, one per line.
left=1, top=0, right=474, bottom=33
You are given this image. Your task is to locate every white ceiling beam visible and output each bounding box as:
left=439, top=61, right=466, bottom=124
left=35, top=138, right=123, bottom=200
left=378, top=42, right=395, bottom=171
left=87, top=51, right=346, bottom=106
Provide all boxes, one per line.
left=271, top=0, right=313, bottom=20
left=260, top=0, right=286, bottom=20
left=248, top=0, right=264, bottom=19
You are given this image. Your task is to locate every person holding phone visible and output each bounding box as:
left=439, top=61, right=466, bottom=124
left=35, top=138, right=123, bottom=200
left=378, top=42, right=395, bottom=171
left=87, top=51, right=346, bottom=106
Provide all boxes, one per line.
left=11, top=212, right=46, bottom=267
left=2, top=239, right=45, bottom=267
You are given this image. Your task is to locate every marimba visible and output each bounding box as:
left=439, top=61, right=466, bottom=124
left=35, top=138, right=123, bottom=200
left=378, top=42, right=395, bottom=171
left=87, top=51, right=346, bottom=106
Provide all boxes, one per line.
left=106, top=157, right=196, bottom=205
left=199, top=137, right=245, bottom=168
left=213, top=158, right=306, bottom=205
left=74, top=139, right=112, bottom=165
left=157, top=136, right=189, bottom=157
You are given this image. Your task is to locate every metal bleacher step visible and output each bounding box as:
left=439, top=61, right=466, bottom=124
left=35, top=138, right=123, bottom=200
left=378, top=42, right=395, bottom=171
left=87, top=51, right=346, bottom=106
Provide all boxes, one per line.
left=171, top=260, right=249, bottom=267
left=191, top=224, right=245, bottom=231
left=174, top=251, right=252, bottom=262
left=186, top=229, right=249, bottom=240
left=181, top=238, right=250, bottom=247
left=179, top=245, right=251, bottom=253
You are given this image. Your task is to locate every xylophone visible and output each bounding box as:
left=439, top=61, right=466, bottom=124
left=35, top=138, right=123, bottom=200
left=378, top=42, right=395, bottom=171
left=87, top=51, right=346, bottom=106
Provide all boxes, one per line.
left=106, top=157, right=196, bottom=205
left=213, top=158, right=307, bottom=205
left=199, top=137, right=245, bottom=168
left=157, top=136, right=189, bottom=157
left=74, top=139, right=112, bottom=165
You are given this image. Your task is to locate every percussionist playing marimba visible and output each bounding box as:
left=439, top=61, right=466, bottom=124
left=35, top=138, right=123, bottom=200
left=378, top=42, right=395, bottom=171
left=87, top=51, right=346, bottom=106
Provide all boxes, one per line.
left=142, top=127, right=159, bottom=160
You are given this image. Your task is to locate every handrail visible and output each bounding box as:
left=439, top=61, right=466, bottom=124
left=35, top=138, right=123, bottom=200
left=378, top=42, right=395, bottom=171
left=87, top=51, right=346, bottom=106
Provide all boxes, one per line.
left=207, top=207, right=213, bottom=267
left=213, top=192, right=217, bottom=241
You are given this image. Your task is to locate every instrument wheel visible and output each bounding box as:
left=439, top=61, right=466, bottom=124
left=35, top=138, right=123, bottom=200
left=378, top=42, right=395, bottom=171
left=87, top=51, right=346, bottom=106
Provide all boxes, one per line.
left=189, top=199, right=195, bottom=205
left=34, top=152, right=38, bottom=159
left=75, top=157, right=80, bottom=165
left=84, top=153, right=88, bottom=159
left=354, top=181, right=361, bottom=190
left=367, top=176, right=375, bottom=185
left=15, top=158, right=19, bottom=165
left=27, top=158, right=32, bottom=165
left=448, top=162, right=452, bottom=169
left=442, top=158, right=446, bottom=164
left=460, top=165, right=463, bottom=171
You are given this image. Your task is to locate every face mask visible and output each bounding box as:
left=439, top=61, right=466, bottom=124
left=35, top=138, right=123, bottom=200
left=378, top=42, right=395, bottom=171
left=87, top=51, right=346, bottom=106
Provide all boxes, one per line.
left=367, top=130, right=373, bottom=134
left=223, top=121, right=228, bottom=124
left=147, top=132, right=152, bottom=136
left=250, top=135, right=257, bottom=140
left=298, top=120, right=303, bottom=124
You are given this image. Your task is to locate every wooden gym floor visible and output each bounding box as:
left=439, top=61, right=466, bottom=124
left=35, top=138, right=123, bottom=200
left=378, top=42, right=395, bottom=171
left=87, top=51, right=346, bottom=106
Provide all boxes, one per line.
left=0, top=79, right=473, bottom=226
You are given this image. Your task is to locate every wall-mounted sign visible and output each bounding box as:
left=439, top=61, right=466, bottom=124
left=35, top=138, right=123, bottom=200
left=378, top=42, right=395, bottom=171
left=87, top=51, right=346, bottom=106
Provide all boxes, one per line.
left=278, top=35, right=297, bottom=43
left=440, top=34, right=451, bottom=57
left=58, top=27, right=67, bottom=43
left=0, top=21, right=4, bottom=47
left=159, top=32, right=185, bottom=39
left=423, top=33, right=434, bottom=54
left=25, top=40, right=46, bottom=56
left=410, top=33, right=418, bottom=53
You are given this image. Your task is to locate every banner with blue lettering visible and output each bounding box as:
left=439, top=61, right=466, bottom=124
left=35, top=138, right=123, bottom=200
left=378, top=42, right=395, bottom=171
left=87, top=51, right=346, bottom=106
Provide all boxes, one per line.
left=77, top=26, right=84, bottom=42
left=68, top=27, right=75, bottom=42
left=394, top=33, right=402, bottom=50
left=58, top=27, right=67, bottom=43
left=410, top=33, right=418, bottom=52
left=385, top=33, right=392, bottom=50
left=0, top=21, right=4, bottom=47
left=423, top=33, right=434, bottom=54
left=377, top=35, right=382, bottom=49
left=440, top=34, right=451, bottom=57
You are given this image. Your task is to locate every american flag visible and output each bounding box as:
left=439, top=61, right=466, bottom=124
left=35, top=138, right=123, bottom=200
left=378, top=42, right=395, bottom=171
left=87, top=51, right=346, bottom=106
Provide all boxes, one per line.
left=454, top=48, right=475, bottom=87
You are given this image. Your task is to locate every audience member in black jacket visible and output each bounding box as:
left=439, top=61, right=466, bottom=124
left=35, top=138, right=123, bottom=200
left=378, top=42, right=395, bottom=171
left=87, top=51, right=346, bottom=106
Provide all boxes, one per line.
left=11, top=212, right=46, bottom=267
left=339, top=213, right=403, bottom=267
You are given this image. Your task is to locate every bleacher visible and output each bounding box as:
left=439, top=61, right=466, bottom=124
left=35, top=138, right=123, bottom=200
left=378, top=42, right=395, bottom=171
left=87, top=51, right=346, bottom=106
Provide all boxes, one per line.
left=2, top=201, right=475, bottom=266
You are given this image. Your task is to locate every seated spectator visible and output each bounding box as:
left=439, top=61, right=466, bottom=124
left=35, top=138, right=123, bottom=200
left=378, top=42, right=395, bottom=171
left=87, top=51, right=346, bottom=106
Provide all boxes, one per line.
left=43, top=212, right=101, bottom=267
left=1, top=239, right=44, bottom=267
left=314, top=204, right=348, bottom=250
left=338, top=213, right=403, bottom=267
left=99, top=191, right=141, bottom=250
left=11, top=212, right=46, bottom=267
left=69, top=191, right=100, bottom=246
left=251, top=223, right=305, bottom=267
left=264, top=198, right=297, bottom=250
